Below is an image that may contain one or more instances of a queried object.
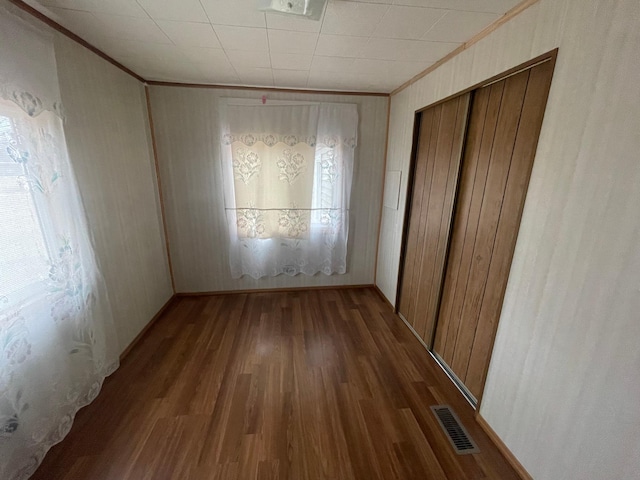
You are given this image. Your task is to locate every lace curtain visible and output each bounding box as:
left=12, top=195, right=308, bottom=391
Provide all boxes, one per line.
left=220, top=101, right=358, bottom=279
left=0, top=7, right=118, bottom=479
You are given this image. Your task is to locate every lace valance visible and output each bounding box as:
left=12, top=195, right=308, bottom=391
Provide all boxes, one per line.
left=0, top=5, right=64, bottom=118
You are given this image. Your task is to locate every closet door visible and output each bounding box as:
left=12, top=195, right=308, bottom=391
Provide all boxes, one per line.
left=433, top=60, right=554, bottom=403
left=398, top=93, right=470, bottom=345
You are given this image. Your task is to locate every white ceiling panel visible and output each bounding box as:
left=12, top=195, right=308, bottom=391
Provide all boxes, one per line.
left=136, top=61, right=208, bottom=82
left=213, top=25, right=269, bottom=52
left=156, top=20, right=221, bottom=48
left=226, top=49, right=271, bottom=69
left=106, top=41, right=186, bottom=65
left=310, top=55, right=356, bottom=73
left=272, top=69, right=309, bottom=87
left=360, top=37, right=460, bottom=62
left=135, top=0, right=208, bottom=23
left=179, top=46, right=229, bottom=65
left=43, top=6, right=105, bottom=39
left=201, top=0, right=266, bottom=28
left=235, top=67, right=275, bottom=86
left=38, top=0, right=149, bottom=18
left=314, top=34, right=370, bottom=58
left=268, top=30, right=319, bottom=55
left=30, top=0, right=524, bottom=92
left=270, top=53, right=313, bottom=71
left=265, top=12, right=322, bottom=33
left=422, top=10, right=501, bottom=42
left=195, top=62, right=241, bottom=84
left=90, top=13, right=172, bottom=43
left=352, top=58, right=430, bottom=78
left=392, top=0, right=522, bottom=14
left=372, top=5, right=446, bottom=40
left=321, top=1, right=389, bottom=36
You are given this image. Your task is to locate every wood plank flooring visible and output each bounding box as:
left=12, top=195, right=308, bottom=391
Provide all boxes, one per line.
left=32, top=287, right=519, bottom=479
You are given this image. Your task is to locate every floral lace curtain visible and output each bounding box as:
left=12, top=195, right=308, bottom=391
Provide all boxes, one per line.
left=0, top=6, right=118, bottom=479
left=221, top=101, right=358, bottom=279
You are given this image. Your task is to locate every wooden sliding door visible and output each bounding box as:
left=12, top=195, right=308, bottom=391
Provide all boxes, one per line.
left=432, top=60, right=554, bottom=403
left=398, top=94, right=470, bottom=345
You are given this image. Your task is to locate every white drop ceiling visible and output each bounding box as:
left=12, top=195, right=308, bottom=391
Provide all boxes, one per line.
left=28, top=0, right=523, bottom=93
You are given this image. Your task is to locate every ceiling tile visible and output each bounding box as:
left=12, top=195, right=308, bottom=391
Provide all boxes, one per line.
left=272, top=69, right=309, bottom=88
left=201, top=0, right=266, bottom=27
left=308, top=70, right=381, bottom=91
left=321, top=1, right=389, bottom=36
left=422, top=10, right=501, bottom=43
left=156, top=20, right=221, bottom=48
left=310, top=55, right=355, bottom=72
left=42, top=7, right=104, bottom=39
left=111, top=51, right=191, bottom=75
left=38, top=0, right=149, bottom=18
left=31, top=0, right=521, bottom=92
left=265, top=12, right=322, bottom=32
left=214, top=25, right=269, bottom=52
left=270, top=53, right=313, bottom=70
left=179, top=46, right=229, bottom=65
left=392, top=0, right=521, bottom=14
left=136, top=0, right=209, bottom=23
left=195, top=62, right=241, bottom=84
left=134, top=60, right=202, bottom=82
left=373, top=5, right=446, bottom=40
left=314, top=34, right=369, bottom=57
left=234, top=67, right=274, bottom=86
left=106, top=41, right=187, bottom=64
left=352, top=58, right=429, bottom=77
left=91, top=12, right=172, bottom=43
left=89, top=35, right=140, bottom=57
left=360, top=37, right=459, bottom=62
left=268, top=30, right=318, bottom=55
left=226, top=49, right=271, bottom=69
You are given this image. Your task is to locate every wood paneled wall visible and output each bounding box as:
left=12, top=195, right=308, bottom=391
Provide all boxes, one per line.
left=148, top=87, right=388, bottom=293
left=375, top=1, right=640, bottom=478
left=53, top=32, right=173, bottom=353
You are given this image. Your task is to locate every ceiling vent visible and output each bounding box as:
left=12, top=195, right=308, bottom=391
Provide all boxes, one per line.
left=259, top=0, right=327, bottom=20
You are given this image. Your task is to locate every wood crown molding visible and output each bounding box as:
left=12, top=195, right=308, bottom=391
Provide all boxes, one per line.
left=390, top=0, right=542, bottom=96
left=8, top=0, right=146, bottom=83
left=8, top=0, right=390, bottom=97
left=9, top=0, right=542, bottom=100
left=145, top=81, right=389, bottom=97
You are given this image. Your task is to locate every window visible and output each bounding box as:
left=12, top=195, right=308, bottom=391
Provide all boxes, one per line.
left=0, top=102, right=53, bottom=308
left=0, top=8, right=119, bottom=477
left=220, top=100, right=358, bottom=279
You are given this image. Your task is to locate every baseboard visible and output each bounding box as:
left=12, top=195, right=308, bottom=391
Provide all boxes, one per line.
left=119, top=294, right=176, bottom=361
left=372, top=285, right=395, bottom=311
left=176, top=284, right=374, bottom=297
left=475, top=413, right=533, bottom=480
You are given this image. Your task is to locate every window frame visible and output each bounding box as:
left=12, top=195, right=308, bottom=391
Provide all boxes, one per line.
left=0, top=100, right=56, bottom=310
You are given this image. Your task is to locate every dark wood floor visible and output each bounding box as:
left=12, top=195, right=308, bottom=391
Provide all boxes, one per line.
left=33, top=287, right=518, bottom=479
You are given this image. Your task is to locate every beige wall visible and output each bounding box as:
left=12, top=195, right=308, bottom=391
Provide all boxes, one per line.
left=375, top=0, right=640, bottom=478
left=149, top=86, right=388, bottom=292
left=54, top=34, right=173, bottom=354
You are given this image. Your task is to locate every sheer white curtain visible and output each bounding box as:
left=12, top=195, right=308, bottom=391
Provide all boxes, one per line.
left=220, top=101, right=358, bottom=279
left=0, top=7, right=118, bottom=479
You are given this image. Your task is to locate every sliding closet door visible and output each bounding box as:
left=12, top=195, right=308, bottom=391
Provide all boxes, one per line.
left=398, top=94, right=470, bottom=344
left=433, top=60, right=554, bottom=402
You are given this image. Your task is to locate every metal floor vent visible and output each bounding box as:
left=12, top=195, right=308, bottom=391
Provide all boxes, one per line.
left=430, top=405, right=480, bottom=455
